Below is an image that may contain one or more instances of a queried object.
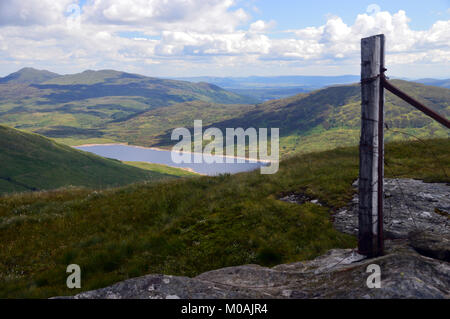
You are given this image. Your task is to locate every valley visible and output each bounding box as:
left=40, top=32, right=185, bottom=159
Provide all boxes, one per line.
left=0, top=125, right=193, bottom=194
left=0, top=68, right=256, bottom=146
left=0, top=68, right=448, bottom=159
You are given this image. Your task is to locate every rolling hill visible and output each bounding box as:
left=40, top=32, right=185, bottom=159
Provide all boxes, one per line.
left=104, top=100, right=257, bottom=146
left=104, top=80, right=450, bottom=156
left=1, top=69, right=448, bottom=157
left=414, top=78, right=450, bottom=89
left=0, top=125, right=193, bottom=194
left=0, top=67, right=60, bottom=84
left=0, top=68, right=256, bottom=144
left=206, top=80, right=450, bottom=155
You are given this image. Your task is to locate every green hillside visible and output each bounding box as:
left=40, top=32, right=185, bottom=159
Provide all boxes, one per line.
left=0, top=125, right=191, bottom=194
left=101, top=80, right=449, bottom=156
left=1, top=69, right=448, bottom=158
left=208, top=80, right=450, bottom=155
left=123, top=161, right=198, bottom=177
left=105, top=100, right=256, bottom=146
left=0, top=68, right=256, bottom=143
left=0, top=138, right=448, bottom=298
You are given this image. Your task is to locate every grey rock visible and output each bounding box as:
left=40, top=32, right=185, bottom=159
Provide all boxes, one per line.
left=409, top=231, right=450, bottom=262
left=56, top=274, right=268, bottom=299
left=279, top=193, right=312, bottom=205
left=334, top=178, right=450, bottom=238
left=56, top=239, right=449, bottom=299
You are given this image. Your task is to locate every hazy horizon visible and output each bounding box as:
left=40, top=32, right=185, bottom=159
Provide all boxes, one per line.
left=3, top=66, right=450, bottom=81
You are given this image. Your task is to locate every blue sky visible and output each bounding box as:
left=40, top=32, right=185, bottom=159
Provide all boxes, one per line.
left=0, top=0, right=449, bottom=78
left=243, top=0, right=450, bottom=30
left=76, top=0, right=450, bottom=30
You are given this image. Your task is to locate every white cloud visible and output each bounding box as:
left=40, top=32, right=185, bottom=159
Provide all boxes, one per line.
left=0, top=0, right=73, bottom=26
left=249, top=20, right=275, bottom=33
left=284, top=10, right=450, bottom=65
left=155, top=30, right=271, bottom=56
left=82, top=0, right=249, bottom=33
left=0, top=1, right=448, bottom=77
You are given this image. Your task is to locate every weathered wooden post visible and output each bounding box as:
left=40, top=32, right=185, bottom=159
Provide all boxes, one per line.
left=359, top=34, right=385, bottom=257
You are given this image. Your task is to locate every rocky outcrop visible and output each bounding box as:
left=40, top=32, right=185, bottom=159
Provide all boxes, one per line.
left=58, top=236, right=449, bottom=299
left=56, top=178, right=450, bottom=299
left=334, top=179, right=450, bottom=238
left=409, top=231, right=450, bottom=262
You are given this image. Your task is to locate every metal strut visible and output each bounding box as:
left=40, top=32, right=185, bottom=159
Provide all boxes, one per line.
left=381, top=76, right=450, bottom=129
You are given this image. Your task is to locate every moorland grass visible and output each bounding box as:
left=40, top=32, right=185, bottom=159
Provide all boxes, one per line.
left=0, top=138, right=448, bottom=298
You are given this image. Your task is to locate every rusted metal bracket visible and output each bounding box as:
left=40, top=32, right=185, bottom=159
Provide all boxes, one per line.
left=381, top=77, right=450, bottom=129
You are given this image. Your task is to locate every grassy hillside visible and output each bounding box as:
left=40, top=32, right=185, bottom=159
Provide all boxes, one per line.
left=0, top=125, right=191, bottom=194
left=0, top=138, right=448, bottom=298
left=105, top=100, right=256, bottom=146
left=1, top=70, right=448, bottom=157
left=105, top=80, right=449, bottom=156
left=123, top=161, right=199, bottom=177
left=206, top=80, right=449, bottom=156
left=0, top=68, right=256, bottom=141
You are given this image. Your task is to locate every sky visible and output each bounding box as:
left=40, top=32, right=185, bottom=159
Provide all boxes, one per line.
left=0, top=0, right=449, bottom=78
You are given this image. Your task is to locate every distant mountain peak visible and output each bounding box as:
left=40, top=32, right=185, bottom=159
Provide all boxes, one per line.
left=41, top=68, right=146, bottom=85
left=0, top=67, right=60, bottom=84
left=13, top=67, right=58, bottom=75
left=18, top=67, right=38, bottom=71
left=81, top=69, right=117, bottom=73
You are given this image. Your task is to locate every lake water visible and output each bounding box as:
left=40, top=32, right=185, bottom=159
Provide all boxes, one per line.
left=74, top=144, right=267, bottom=176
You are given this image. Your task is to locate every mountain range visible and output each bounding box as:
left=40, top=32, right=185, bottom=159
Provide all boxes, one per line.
left=0, top=67, right=255, bottom=140
left=175, top=75, right=361, bottom=89
left=100, top=80, right=450, bottom=156
left=414, top=78, right=450, bottom=89
left=176, top=75, right=450, bottom=101
left=175, top=75, right=361, bottom=101
left=0, top=67, right=448, bottom=157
